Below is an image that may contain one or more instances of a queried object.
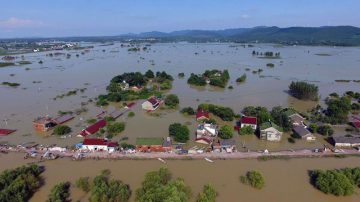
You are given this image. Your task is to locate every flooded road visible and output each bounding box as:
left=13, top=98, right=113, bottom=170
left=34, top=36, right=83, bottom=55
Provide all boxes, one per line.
left=1, top=152, right=360, bottom=202
left=0, top=43, right=360, bottom=149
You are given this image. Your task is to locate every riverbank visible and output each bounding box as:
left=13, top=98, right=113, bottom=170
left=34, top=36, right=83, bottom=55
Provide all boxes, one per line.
left=1, top=145, right=360, bottom=161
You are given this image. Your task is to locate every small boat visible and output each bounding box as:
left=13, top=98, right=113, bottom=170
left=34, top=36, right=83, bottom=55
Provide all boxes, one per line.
left=158, top=158, right=166, bottom=164
left=204, top=158, right=214, bottom=163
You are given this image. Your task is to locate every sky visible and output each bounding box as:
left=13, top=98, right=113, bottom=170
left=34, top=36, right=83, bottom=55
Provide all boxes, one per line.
left=0, top=0, right=359, bottom=38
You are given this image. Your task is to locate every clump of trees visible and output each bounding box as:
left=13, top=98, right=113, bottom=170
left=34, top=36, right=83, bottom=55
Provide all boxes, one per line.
left=0, top=165, right=43, bottom=202
left=76, top=170, right=131, bottom=202
left=289, top=81, right=318, bottom=101
left=316, top=125, right=334, bottom=136
left=187, top=73, right=207, bottom=86
left=196, top=184, right=218, bottom=202
left=164, top=94, right=179, bottom=108
left=135, top=168, right=191, bottom=202
left=53, top=125, right=72, bottom=136
left=270, top=106, right=292, bottom=132
left=181, top=107, right=195, bottom=115
left=240, top=170, right=265, bottom=189
left=324, top=96, right=351, bottom=124
left=310, top=167, right=360, bottom=196
left=188, top=69, right=230, bottom=88
left=198, top=103, right=235, bottom=121
left=106, top=122, right=125, bottom=138
left=252, top=51, right=280, bottom=58
left=46, top=182, right=71, bottom=202
left=219, top=125, right=234, bottom=139
left=236, top=73, right=247, bottom=83
left=169, top=123, right=190, bottom=143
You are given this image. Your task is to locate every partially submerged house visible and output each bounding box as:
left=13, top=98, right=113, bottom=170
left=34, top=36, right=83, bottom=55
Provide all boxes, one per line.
left=348, top=115, right=360, bottom=129
left=79, top=119, right=106, bottom=137
left=240, top=116, right=257, bottom=130
left=136, top=137, right=172, bottom=152
left=259, top=122, right=283, bottom=141
left=293, top=126, right=316, bottom=141
left=32, top=114, right=74, bottom=132
left=81, top=138, right=119, bottom=152
left=0, top=129, right=16, bottom=136
left=196, top=123, right=218, bottom=145
left=284, top=109, right=305, bottom=126
left=142, top=96, right=162, bottom=111
left=332, top=136, right=360, bottom=147
left=196, top=110, right=209, bottom=121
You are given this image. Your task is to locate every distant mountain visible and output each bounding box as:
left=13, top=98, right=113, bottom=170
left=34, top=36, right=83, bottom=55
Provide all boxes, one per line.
left=121, top=26, right=360, bottom=46
left=1, top=26, right=360, bottom=46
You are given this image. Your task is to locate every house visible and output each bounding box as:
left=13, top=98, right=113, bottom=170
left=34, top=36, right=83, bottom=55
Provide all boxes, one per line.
left=79, top=119, right=106, bottom=137
left=284, top=109, right=305, bottom=126
left=332, top=136, right=360, bottom=147
left=259, top=122, right=283, bottom=141
left=293, top=126, right=316, bottom=141
left=136, top=137, right=172, bottom=152
left=348, top=115, right=360, bottom=129
left=33, top=114, right=74, bottom=132
left=213, top=139, right=236, bottom=153
left=196, top=110, right=209, bottom=121
left=196, top=123, right=218, bottom=138
left=120, top=80, right=129, bottom=91
left=81, top=138, right=119, bottom=152
left=33, top=117, right=57, bottom=131
left=240, top=116, right=257, bottom=130
left=142, top=96, right=161, bottom=111
left=109, top=108, right=129, bottom=119
left=0, top=129, right=16, bottom=136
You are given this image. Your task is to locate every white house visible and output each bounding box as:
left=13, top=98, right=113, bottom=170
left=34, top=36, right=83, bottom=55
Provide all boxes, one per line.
left=196, top=123, right=218, bottom=139
left=142, top=96, right=161, bottom=111
left=81, top=138, right=119, bottom=153
left=260, top=122, right=283, bottom=141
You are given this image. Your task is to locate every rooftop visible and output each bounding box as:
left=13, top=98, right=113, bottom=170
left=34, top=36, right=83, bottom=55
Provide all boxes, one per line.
left=333, top=136, right=360, bottom=144
left=240, top=116, right=257, bottom=125
left=83, top=138, right=118, bottom=147
left=260, top=122, right=283, bottom=132
left=293, top=126, right=311, bottom=137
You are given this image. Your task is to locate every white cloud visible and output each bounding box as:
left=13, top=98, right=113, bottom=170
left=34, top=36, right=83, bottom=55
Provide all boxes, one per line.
left=241, top=14, right=250, bottom=19
left=0, top=17, right=44, bottom=29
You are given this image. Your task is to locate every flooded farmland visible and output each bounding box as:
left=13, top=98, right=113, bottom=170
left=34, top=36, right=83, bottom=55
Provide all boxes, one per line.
left=1, top=43, right=360, bottom=149
left=1, top=152, right=360, bottom=202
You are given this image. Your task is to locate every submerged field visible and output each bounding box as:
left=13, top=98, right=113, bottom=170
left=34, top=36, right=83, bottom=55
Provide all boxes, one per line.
left=0, top=42, right=360, bottom=149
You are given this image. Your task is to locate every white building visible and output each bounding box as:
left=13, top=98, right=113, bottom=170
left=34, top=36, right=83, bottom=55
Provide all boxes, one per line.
left=260, top=122, right=283, bottom=141
left=81, top=138, right=118, bottom=153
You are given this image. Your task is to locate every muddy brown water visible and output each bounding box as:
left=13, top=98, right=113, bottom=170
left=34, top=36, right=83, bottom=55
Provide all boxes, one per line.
left=1, top=43, right=359, bottom=149
left=1, top=152, right=360, bottom=202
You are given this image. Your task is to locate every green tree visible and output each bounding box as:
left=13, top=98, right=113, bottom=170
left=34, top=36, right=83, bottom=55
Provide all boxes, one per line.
left=270, top=106, right=292, bottom=131
left=145, top=70, right=154, bottom=78
left=181, top=107, right=195, bottom=115
left=311, top=170, right=354, bottom=196
left=243, top=106, right=272, bottom=125
left=53, top=125, right=72, bottom=136
left=165, top=94, right=179, bottom=108
left=196, top=184, right=217, bottom=202
left=317, top=125, right=334, bottom=136
left=219, top=125, right=233, bottom=139
left=76, top=177, right=90, bottom=192
left=240, top=171, right=265, bottom=189
left=239, top=126, right=254, bottom=135
left=46, top=182, right=70, bottom=202
left=169, top=123, right=190, bottom=143
left=289, top=81, right=318, bottom=101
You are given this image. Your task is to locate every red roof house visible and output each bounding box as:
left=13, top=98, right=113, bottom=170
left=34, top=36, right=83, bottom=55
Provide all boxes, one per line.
left=80, top=119, right=106, bottom=137
left=81, top=138, right=119, bottom=151
left=0, top=129, right=16, bottom=136
left=240, top=116, right=257, bottom=130
left=196, top=110, right=209, bottom=121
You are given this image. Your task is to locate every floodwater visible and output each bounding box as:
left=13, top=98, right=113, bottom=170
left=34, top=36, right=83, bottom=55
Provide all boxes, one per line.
left=1, top=152, right=360, bottom=202
left=1, top=43, right=360, bottom=149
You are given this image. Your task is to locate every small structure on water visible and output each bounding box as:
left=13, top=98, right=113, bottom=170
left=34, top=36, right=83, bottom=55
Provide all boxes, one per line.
left=32, top=114, right=74, bottom=132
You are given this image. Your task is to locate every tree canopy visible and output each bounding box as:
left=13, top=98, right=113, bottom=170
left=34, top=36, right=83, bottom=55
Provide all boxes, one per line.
left=135, top=168, right=191, bottom=202
left=289, top=81, right=318, bottom=101
left=219, top=125, right=234, bottom=139
left=46, top=182, right=71, bottom=202
left=169, top=123, right=190, bottom=143
left=196, top=184, right=218, bottom=202
left=240, top=170, right=265, bottom=189
left=198, top=103, right=235, bottom=121
left=164, top=94, right=180, bottom=108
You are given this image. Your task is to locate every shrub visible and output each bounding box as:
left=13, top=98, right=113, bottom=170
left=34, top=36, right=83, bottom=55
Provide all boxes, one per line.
left=236, top=74, right=247, bottom=83
left=53, top=125, right=72, bottom=136
left=196, top=184, right=217, bottom=202
left=240, top=171, right=265, bottom=189
left=239, top=126, right=254, bottom=135
left=165, top=94, right=179, bottom=108
left=76, top=177, right=90, bottom=192
left=46, top=182, right=70, bottom=202
left=317, top=125, right=334, bottom=136
left=181, top=107, right=195, bottom=115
